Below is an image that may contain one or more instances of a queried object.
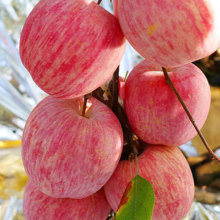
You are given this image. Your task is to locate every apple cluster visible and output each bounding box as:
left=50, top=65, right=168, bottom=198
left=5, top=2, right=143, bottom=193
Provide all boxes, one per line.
left=20, top=0, right=219, bottom=219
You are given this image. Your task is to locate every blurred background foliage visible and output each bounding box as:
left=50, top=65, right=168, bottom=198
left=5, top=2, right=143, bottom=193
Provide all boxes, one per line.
left=0, top=0, right=219, bottom=219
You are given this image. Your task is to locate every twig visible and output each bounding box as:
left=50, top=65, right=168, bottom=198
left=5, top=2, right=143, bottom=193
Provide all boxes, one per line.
left=162, top=67, right=220, bottom=163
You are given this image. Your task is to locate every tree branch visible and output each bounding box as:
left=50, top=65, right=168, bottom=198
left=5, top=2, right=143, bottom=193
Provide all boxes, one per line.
left=109, top=66, right=140, bottom=162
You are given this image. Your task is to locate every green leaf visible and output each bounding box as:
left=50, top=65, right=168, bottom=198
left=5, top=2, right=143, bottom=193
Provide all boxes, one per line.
left=116, top=175, right=155, bottom=220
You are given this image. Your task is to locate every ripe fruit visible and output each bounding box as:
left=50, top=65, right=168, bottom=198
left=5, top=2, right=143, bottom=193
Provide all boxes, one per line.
left=22, top=96, right=123, bottom=199
left=20, top=0, right=126, bottom=99
left=124, top=61, right=210, bottom=146
left=104, top=145, right=194, bottom=220
left=23, top=181, right=111, bottom=220
left=117, top=0, right=220, bottom=67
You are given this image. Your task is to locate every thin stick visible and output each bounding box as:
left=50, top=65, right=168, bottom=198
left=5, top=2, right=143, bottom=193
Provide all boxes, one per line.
left=162, top=67, right=220, bottom=162
left=97, top=0, right=102, bottom=5
left=81, top=96, right=88, bottom=117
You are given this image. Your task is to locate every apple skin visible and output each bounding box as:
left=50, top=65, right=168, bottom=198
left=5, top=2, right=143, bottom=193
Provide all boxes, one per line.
left=118, top=0, right=220, bottom=67
left=124, top=61, right=210, bottom=147
left=104, top=145, right=194, bottom=220
left=20, top=0, right=126, bottom=99
left=23, top=181, right=111, bottom=220
left=22, top=96, right=123, bottom=199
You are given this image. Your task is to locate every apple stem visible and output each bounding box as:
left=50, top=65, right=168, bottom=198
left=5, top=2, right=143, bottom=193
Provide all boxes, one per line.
left=97, top=0, right=102, bottom=5
left=162, top=67, right=220, bottom=163
left=81, top=93, right=92, bottom=117
left=81, top=96, right=88, bottom=117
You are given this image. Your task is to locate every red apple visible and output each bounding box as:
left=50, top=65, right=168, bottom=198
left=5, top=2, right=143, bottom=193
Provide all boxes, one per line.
left=23, top=181, right=111, bottom=220
left=124, top=61, right=210, bottom=146
left=104, top=145, right=194, bottom=220
left=20, top=0, right=126, bottom=99
left=117, top=0, right=220, bottom=67
left=22, top=96, right=123, bottom=199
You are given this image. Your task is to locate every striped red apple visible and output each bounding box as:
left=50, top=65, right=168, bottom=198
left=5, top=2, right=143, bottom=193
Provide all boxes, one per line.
left=117, top=0, right=220, bottom=67
left=124, top=61, right=210, bottom=146
left=20, top=0, right=126, bottom=99
left=23, top=181, right=111, bottom=220
left=22, top=96, right=123, bottom=199
left=104, top=145, right=194, bottom=220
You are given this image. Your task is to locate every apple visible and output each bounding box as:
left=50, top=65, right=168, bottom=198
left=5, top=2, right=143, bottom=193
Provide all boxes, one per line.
left=23, top=181, right=111, bottom=220
left=117, top=0, right=220, bottom=67
left=22, top=96, right=123, bottom=199
left=124, top=61, right=210, bottom=146
left=20, top=0, right=126, bottom=99
left=104, top=145, right=194, bottom=220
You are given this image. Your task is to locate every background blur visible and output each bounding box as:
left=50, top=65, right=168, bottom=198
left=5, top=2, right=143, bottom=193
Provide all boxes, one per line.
left=0, top=0, right=219, bottom=219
